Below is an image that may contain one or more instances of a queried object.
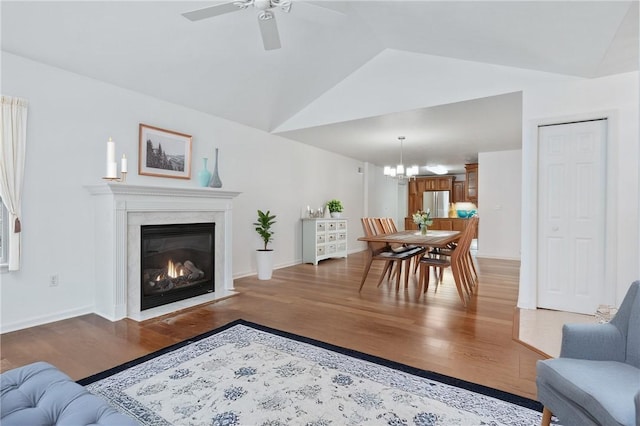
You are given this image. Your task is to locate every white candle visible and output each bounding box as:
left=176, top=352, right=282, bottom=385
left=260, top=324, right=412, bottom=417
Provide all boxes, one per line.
left=121, top=154, right=128, bottom=173
left=107, top=138, right=115, bottom=162
left=107, top=162, right=117, bottom=178
left=106, top=137, right=115, bottom=176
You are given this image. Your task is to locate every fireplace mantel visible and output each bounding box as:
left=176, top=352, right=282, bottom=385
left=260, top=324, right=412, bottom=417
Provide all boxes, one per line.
left=85, top=183, right=241, bottom=200
left=85, top=183, right=240, bottom=321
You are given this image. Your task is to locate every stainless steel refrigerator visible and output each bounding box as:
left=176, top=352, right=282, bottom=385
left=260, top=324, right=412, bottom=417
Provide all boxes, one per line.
left=422, top=191, right=450, bottom=218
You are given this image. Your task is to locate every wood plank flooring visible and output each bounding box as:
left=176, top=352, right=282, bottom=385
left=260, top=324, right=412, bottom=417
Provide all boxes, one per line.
left=0, top=251, right=544, bottom=400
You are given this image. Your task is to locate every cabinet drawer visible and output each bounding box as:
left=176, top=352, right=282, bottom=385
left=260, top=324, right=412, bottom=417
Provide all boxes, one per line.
left=337, top=221, right=347, bottom=230
left=327, top=234, right=337, bottom=242
left=337, top=243, right=347, bottom=252
left=317, top=234, right=325, bottom=244
left=337, top=232, right=346, bottom=241
left=328, top=222, right=337, bottom=231
left=316, top=222, right=326, bottom=232
left=326, top=244, right=337, bottom=254
left=316, top=246, right=325, bottom=256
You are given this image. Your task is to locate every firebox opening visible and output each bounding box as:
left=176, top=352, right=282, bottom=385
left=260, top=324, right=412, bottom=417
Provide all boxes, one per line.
left=141, top=222, right=215, bottom=310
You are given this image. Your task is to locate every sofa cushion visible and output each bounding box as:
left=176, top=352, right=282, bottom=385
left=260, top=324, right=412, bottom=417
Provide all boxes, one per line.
left=0, top=361, right=137, bottom=426
left=537, top=358, right=640, bottom=426
left=625, top=286, right=640, bottom=368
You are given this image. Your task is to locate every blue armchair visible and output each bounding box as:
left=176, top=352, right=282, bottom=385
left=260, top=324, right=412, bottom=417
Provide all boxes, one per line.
left=536, top=280, right=640, bottom=426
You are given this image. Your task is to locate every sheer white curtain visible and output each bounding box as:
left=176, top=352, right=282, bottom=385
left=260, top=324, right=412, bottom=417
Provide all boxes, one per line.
left=0, top=95, right=28, bottom=271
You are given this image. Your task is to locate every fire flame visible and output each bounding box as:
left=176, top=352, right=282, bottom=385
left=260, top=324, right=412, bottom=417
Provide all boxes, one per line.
left=167, top=259, right=184, bottom=279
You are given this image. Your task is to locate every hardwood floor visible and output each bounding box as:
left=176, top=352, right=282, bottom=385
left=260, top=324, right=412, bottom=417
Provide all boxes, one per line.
left=0, top=251, right=544, bottom=400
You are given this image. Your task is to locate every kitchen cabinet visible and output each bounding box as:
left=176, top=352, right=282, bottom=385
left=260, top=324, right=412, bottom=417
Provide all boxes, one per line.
left=302, top=218, right=348, bottom=265
left=452, top=181, right=465, bottom=203
left=465, top=163, right=478, bottom=203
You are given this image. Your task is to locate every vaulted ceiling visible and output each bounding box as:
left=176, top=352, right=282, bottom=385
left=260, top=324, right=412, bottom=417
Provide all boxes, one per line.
left=2, top=1, right=637, bottom=173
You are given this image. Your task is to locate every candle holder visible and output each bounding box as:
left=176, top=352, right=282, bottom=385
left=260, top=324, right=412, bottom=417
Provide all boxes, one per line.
left=102, top=171, right=127, bottom=183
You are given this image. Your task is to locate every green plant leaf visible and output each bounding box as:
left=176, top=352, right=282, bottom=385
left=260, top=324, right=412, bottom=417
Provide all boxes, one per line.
left=255, top=209, right=277, bottom=250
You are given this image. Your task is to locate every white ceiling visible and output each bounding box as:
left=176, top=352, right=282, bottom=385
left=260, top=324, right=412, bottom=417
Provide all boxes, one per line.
left=2, top=1, right=637, bottom=174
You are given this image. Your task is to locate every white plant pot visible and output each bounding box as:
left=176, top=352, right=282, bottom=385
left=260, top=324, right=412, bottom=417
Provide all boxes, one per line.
left=330, top=212, right=341, bottom=218
left=256, top=250, right=274, bottom=280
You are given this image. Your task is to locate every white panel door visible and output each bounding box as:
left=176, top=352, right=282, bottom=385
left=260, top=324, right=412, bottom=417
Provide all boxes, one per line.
left=537, top=119, right=607, bottom=314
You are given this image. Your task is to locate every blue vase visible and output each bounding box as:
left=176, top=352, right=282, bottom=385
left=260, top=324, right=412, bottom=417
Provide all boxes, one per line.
left=197, top=158, right=212, bottom=187
left=209, top=148, right=222, bottom=188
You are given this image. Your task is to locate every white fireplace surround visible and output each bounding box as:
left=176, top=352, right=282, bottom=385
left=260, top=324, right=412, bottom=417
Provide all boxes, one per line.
left=85, top=184, right=240, bottom=321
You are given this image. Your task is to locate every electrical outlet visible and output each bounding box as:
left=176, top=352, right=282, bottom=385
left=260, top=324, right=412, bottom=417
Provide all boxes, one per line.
left=49, top=274, right=59, bottom=287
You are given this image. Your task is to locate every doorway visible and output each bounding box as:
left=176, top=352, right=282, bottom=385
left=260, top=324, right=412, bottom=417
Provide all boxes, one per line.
left=536, top=119, right=607, bottom=314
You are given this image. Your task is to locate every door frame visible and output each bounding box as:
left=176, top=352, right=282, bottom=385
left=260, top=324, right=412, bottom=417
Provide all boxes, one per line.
left=519, top=109, right=619, bottom=310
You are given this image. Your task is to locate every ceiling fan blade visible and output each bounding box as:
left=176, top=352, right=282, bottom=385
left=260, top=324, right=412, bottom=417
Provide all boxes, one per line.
left=258, top=15, right=281, bottom=50
left=182, top=2, right=240, bottom=21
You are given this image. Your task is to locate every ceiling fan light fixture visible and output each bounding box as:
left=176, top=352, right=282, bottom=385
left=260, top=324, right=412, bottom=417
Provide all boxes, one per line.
left=183, top=0, right=291, bottom=51
left=233, top=0, right=253, bottom=10
left=270, top=0, right=292, bottom=12
left=259, top=10, right=274, bottom=20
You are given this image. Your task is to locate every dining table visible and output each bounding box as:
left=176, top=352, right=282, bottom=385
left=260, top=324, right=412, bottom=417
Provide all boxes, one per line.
left=357, top=229, right=461, bottom=291
left=358, top=229, right=460, bottom=248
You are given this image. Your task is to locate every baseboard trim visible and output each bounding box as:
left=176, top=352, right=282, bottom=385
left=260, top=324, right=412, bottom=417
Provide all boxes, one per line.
left=1, top=305, right=94, bottom=334
left=233, top=253, right=359, bottom=280
left=475, top=254, right=521, bottom=261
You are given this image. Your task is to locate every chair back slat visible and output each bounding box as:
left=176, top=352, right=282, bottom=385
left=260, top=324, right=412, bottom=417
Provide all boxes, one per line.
left=361, top=218, right=388, bottom=253
left=370, top=218, right=387, bottom=236
left=379, top=217, right=398, bottom=234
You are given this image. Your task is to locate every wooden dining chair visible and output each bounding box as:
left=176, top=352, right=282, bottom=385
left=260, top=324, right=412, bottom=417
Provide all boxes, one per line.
left=359, top=218, right=396, bottom=290
left=458, top=217, right=479, bottom=295
left=452, top=216, right=479, bottom=299
left=359, top=218, right=424, bottom=291
left=365, top=217, right=407, bottom=285
left=418, top=216, right=478, bottom=306
left=427, top=217, right=478, bottom=289
left=376, top=217, right=425, bottom=290
left=379, top=217, right=425, bottom=275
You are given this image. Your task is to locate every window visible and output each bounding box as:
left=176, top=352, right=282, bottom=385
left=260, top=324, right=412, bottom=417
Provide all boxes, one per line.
left=0, top=198, right=8, bottom=269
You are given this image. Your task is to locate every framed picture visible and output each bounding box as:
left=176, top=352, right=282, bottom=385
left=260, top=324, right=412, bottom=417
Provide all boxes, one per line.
left=138, top=124, right=192, bottom=179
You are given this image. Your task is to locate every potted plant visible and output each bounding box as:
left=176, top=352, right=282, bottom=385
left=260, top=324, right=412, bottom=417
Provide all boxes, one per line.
left=254, top=209, right=276, bottom=280
left=326, top=199, right=343, bottom=218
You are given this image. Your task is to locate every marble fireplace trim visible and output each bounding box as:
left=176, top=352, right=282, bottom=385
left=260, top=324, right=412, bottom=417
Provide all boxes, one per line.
left=127, top=210, right=230, bottom=321
left=85, top=184, right=240, bottom=322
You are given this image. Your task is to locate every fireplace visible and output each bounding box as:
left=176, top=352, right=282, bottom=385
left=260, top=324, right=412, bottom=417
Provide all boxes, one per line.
left=141, top=223, right=215, bottom=310
left=86, top=183, right=240, bottom=321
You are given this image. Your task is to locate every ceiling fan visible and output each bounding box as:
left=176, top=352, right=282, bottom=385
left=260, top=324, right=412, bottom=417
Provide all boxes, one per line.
left=182, top=0, right=293, bottom=51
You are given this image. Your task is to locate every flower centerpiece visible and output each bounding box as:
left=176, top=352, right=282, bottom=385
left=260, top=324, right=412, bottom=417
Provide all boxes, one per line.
left=412, top=209, right=433, bottom=235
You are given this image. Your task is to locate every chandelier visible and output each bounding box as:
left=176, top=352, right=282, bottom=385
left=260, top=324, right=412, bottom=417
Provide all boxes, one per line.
left=383, top=136, right=419, bottom=179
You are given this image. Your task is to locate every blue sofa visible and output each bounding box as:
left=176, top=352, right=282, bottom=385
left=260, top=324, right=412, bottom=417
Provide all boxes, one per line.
left=0, top=361, right=138, bottom=425
left=536, top=280, right=640, bottom=426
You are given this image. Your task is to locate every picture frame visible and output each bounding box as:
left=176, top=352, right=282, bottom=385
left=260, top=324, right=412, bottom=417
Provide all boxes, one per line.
left=138, top=124, right=192, bottom=179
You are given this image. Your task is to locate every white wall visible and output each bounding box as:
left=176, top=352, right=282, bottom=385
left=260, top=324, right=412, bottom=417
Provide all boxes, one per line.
left=365, top=163, right=404, bottom=227
left=0, top=52, right=366, bottom=332
left=519, top=71, right=639, bottom=309
left=477, top=150, right=522, bottom=260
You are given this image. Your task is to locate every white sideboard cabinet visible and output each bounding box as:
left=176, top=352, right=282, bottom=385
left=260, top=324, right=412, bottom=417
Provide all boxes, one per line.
left=302, top=218, right=348, bottom=265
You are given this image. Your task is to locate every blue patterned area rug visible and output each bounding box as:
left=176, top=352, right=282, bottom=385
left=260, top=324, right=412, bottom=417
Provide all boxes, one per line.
left=79, top=319, right=545, bottom=426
